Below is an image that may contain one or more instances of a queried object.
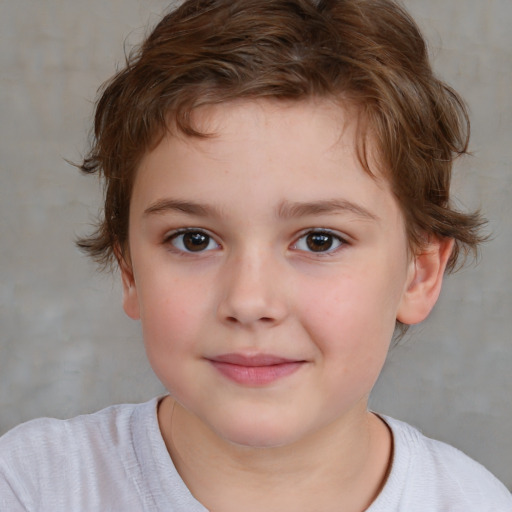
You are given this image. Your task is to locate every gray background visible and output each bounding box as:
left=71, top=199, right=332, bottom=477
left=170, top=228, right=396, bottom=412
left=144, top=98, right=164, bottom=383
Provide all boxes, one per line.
left=1, top=0, right=511, bottom=491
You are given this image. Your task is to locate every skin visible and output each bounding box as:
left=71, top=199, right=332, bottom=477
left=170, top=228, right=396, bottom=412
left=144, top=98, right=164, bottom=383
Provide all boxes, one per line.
left=120, top=99, right=453, bottom=511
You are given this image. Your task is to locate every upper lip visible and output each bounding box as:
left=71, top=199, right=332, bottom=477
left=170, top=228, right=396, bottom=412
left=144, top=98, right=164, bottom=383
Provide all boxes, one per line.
left=208, top=353, right=303, bottom=366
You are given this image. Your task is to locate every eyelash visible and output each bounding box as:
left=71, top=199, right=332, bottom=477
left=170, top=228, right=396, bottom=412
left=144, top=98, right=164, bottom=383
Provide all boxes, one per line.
left=163, top=228, right=348, bottom=255
left=164, top=228, right=220, bottom=255
left=292, top=229, right=347, bottom=256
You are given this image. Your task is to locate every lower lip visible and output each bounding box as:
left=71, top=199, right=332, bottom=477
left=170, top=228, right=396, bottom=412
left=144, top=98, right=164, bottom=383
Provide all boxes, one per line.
left=210, top=361, right=304, bottom=386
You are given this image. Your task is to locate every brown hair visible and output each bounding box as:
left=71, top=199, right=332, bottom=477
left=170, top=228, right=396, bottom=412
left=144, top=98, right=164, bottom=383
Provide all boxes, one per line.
left=78, top=0, right=486, bottom=271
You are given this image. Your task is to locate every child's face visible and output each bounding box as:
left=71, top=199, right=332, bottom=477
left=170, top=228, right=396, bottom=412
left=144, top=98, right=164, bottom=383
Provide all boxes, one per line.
left=122, top=99, right=419, bottom=447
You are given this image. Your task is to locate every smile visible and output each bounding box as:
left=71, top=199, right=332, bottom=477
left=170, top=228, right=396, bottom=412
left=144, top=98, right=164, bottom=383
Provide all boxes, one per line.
left=207, top=353, right=306, bottom=386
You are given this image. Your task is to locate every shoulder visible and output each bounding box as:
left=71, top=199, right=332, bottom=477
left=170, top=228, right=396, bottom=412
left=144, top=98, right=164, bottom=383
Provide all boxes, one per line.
left=370, top=416, right=512, bottom=512
left=0, top=398, right=160, bottom=511
left=0, top=399, right=145, bottom=462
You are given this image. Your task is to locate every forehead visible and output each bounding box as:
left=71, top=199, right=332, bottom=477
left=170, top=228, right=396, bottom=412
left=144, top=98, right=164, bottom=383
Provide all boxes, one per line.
left=184, top=98, right=365, bottom=159
left=132, top=99, right=397, bottom=222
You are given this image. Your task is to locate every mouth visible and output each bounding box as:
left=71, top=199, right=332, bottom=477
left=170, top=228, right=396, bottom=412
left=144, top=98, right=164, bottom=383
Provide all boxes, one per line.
left=207, top=353, right=306, bottom=386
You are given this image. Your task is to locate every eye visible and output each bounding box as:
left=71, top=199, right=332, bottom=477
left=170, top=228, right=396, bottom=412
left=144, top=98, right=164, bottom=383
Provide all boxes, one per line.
left=167, top=230, right=220, bottom=253
left=293, top=230, right=345, bottom=253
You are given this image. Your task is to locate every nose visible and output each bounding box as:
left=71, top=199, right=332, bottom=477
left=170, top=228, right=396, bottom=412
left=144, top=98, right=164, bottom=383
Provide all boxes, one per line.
left=217, top=248, right=289, bottom=328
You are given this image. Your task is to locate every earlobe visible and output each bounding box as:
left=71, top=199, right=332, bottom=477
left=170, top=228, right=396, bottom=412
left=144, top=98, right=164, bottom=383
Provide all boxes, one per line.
left=116, top=246, right=141, bottom=320
left=397, top=237, right=454, bottom=325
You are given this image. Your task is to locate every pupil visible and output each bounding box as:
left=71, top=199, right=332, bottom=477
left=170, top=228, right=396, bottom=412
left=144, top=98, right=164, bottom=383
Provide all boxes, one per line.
left=306, top=233, right=332, bottom=252
left=183, top=232, right=209, bottom=251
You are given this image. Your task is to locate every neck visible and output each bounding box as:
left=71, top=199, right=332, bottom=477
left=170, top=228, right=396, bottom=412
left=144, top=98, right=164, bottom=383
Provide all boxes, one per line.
left=158, top=396, right=392, bottom=512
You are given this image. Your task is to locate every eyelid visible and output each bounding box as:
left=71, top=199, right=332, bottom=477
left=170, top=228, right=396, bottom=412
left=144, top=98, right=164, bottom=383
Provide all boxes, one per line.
left=163, top=227, right=214, bottom=239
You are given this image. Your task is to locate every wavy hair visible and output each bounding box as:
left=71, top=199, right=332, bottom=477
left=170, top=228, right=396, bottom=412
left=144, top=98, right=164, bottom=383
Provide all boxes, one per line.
left=78, top=0, right=486, bottom=271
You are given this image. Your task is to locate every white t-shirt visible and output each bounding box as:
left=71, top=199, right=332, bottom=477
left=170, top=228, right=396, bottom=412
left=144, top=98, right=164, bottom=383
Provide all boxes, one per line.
left=0, top=397, right=510, bottom=511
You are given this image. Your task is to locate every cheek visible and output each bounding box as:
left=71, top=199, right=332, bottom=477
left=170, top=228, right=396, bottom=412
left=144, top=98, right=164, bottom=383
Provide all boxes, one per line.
left=297, top=272, right=398, bottom=370
left=137, top=276, right=210, bottom=372
left=139, top=282, right=215, bottom=404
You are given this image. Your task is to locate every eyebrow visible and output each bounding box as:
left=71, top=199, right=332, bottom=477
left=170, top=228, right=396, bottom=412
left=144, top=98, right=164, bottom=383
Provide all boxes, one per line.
left=143, top=198, right=379, bottom=222
left=276, top=199, right=379, bottom=222
left=144, top=199, right=223, bottom=218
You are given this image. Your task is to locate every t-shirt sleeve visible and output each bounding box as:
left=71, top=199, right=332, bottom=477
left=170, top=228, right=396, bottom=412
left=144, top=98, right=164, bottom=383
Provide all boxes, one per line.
left=0, top=470, right=30, bottom=511
left=369, top=416, right=512, bottom=511
left=0, top=403, right=158, bottom=512
left=0, top=420, right=44, bottom=511
left=0, top=416, right=96, bottom=511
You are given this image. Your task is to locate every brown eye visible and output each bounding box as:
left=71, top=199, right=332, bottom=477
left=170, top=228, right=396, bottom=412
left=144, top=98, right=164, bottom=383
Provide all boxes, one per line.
left=183, top=232, right=209, bottom=251
left=170, top=230, right=219, bottom=253
left=294, top=230, right=344, bottom=253
left=306, top=233, right=334, bottom=252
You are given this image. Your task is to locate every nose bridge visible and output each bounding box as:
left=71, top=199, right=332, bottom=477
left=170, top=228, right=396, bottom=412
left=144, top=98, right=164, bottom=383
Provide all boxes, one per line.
left=217, top=242, right=287, bottom=326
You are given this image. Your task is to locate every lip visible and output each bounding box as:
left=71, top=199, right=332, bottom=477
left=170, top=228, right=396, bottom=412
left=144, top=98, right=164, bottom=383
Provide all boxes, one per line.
left=207, top=353, right=306, bottom=386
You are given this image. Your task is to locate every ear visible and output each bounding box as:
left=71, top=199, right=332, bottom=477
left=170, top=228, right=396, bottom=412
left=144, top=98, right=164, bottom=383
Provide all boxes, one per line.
left=116, top=245, right=140, bottom=320
left=397, top=237, right=454, bottom=325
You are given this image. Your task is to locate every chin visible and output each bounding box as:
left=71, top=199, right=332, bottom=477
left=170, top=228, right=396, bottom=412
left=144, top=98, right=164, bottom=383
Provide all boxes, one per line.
left=213, top=414, right=308, bottom=449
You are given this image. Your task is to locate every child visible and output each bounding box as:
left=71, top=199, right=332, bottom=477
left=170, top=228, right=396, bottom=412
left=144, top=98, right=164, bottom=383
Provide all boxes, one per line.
left=1, top=0, right=511, bottom=510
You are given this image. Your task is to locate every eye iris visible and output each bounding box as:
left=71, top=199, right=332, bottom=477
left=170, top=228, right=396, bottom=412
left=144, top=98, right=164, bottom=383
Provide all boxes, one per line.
left=306, top=233, right=333, bottom=252
left=183, top=232, right=209, bottom=251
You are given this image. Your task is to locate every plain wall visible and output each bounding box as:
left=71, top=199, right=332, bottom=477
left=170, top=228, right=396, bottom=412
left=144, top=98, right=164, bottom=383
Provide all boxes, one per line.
left=1, top=0, right=511, bottom=490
